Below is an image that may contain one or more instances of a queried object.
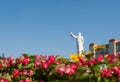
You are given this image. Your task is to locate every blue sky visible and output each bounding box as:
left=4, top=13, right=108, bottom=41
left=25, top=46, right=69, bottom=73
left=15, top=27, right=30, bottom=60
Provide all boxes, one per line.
left=0, top=0, right=120, bottom=58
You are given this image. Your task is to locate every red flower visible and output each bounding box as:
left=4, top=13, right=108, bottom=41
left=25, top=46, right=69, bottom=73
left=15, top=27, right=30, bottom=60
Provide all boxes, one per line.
left=43, top=63, right=48, bottom=69
left=0, top=64, right=2, bottom=67
left=110, top=66, right=119, bottom=74
left=18, top=78, right=30, bottom=82
left=101, top=67, right=112, bottom=77
left=89, top=58, right=97, bottom=65
left=16, top=56, right=24, bottom=63
left=71, top=63, right=77, bottom=70
left=106, top=54, right=117, bottom=63
left=56, top=64, right=65, bottom=75
left=47, top=55, right=56, bottom=64
left=22, top=70, right=28, bottom=75
left=97, top=55, right=104, bottom=62
left=8, top=56, right=14, bottom=62
left=56, top=64, right=76, bottom=75
left=22, top=57, right=30, bottom=65
left=13, top=69, right=19, bottom=78
left=0, top=78, right=9, bottom=82
left=79, top=58, right=88, bottom=66
left=118, top=70, right=120, bottom=77
left=34, top=56, right=41, bottom=67
left=24, top=78, right=31, bottom=82
left=29, top=70, right=34, bottom=76
left=64, top=65, right=75, bottom=75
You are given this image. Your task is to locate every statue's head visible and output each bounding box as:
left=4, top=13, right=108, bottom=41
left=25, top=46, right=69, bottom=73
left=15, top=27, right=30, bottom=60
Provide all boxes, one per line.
left=78, top=32, right=81, bottom=36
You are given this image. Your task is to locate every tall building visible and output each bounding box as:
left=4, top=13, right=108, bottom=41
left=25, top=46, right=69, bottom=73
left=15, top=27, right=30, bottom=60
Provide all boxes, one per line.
left=89, top=39, right=120, bottom=57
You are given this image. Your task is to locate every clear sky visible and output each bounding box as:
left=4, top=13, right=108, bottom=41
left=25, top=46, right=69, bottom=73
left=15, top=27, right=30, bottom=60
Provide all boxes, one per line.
left=0, top=0, right=120, bottom=58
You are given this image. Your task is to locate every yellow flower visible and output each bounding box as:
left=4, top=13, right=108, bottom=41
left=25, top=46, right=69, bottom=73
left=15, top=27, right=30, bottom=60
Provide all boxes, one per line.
left=70, top=54, right=79, bottom=61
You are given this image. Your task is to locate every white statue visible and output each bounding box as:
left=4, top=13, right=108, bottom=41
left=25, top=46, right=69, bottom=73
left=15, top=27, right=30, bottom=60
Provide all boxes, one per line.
left=71, top=32, right=84, bottom=54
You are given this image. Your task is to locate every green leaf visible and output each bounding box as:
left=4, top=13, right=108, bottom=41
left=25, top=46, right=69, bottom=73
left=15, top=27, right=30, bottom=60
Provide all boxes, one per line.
left=97, top=76, right=101, bottom=82
left=77, top=66, right=88, bottom=71
left=104, top=78, right=110, bottom=82
left=89, top=74, right=94, bottom=82
left=23, top=63, right=34, bottom=69
left=80, top=73, right=89, bottom=79
left=17, top=63, right=22, bottom=69
left=75, top=73, right=89, bottom=80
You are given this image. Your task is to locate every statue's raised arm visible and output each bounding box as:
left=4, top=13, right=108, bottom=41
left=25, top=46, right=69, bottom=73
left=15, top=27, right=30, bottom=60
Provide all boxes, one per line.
left=71, top=32, right=77, bottom=39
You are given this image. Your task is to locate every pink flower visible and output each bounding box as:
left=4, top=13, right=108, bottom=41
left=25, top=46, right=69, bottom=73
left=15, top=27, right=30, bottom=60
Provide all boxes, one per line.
left=97, top=55, right=104, bottom=62
left=22, top=70, right=28, bottom=75
left=56, top=64, right=76, bottom=75
left=22, top=57, right=30, bottom=65
left=34, top=58, right=41, bottom=67
left=64, top=65, right=75, bottom=75
left=40, top=55, right=46, bottom=59
left=7, top=56, right=14, bottom=66
left=24, top=78, right=31, bottom=82
left=8, top=56, right=14, bottom=62
left=79, top=58, right=85, bottom=64
left=29, top=70, right=34, bottom=76
left=89, top=58, right=97, bottom=65
left=79, top=58, right=88, bottom=66
left=64, top=66, right=71, bottom=74
left=110, top=66, right=119, bottom=74
left=0, top=78, right=9, bottom=82
left=56, top=64, right=65, bottom=75
left=43, top=63, right=48, bottom=69
left=46, top=55, right=56, bottom=65
left=18, top=80, right=23, bottom=82
left=18, top=78, right=30, bottom=82
left=13, top=69, right=19, bottom=78
left=16, top=56, right=24, bottom=63
left=71, top=64, right=77, bottom=70
left=118, top=70, right=120, bottom=77
left=101, top=67, right=112, bottom=77
left=118, top=52, right=120, bottom=56
left=40, top=60, right=48, bottom=69
left=19, top=69, right=34, bottom=76
left=78, top=62, right=82, bottom=66
left=19, top=71, right=23, bottom=76
left=106, top=54, right=117, bottom=63
left=0, top=64, right=2, bottom=67
left=35, top=55, right=40, bottom=60
left=48, top=55, right=55, bottom=61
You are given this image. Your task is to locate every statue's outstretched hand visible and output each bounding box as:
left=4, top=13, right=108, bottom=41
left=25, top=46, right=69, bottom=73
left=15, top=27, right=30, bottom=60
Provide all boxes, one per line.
left=71, top=32, right=77, bottom=38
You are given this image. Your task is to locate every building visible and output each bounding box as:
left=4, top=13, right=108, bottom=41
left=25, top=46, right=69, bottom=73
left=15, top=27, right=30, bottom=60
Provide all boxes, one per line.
left=89, top=39, right=120, bottom=57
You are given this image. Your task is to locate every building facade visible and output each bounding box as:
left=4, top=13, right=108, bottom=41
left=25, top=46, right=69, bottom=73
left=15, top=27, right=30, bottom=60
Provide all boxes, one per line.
left=89, top=39, right=120, bottom=57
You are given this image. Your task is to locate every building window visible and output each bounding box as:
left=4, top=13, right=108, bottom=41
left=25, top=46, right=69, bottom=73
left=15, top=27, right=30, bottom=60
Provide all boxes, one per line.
left=117, top=45, right=120, bottom=51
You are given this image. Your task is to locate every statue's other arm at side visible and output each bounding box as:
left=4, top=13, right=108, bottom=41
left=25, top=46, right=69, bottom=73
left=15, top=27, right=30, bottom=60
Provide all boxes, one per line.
left=81, top=35, right=84, bottom=43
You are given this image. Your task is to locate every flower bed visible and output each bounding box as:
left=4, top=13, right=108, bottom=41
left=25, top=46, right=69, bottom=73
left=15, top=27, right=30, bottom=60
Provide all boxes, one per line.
left=0, top=53, right=120, bottom=82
